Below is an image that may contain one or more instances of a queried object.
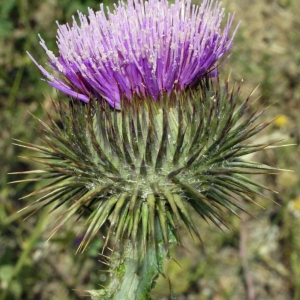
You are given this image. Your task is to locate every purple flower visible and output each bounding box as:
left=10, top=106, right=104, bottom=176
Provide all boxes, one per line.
left=28, top=0, right=238, bottom=108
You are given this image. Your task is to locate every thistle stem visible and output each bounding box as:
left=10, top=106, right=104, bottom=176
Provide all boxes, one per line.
left=90, top=219, right=168, bottom=300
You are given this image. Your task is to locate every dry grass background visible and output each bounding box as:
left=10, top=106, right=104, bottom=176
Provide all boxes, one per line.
left=0, top=0, right=299, bottom=299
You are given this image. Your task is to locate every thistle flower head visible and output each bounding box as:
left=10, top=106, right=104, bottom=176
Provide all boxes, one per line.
left=28, top=0, right=237, bottom=108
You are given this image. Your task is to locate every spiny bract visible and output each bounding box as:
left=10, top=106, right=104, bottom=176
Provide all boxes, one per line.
left=13, top=79, right=278, bottom=252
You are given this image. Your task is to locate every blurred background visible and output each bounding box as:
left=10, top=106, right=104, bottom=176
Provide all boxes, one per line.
left=0, top=0, right=299, bottom=299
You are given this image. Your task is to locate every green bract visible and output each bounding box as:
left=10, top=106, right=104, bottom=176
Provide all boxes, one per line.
left=14, top=78, right=278, bottom=255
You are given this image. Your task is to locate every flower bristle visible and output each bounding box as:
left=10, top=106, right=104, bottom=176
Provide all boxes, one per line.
left=27, top=0, right=238, bottom=108
left=13, top=78, right=279, bottom=253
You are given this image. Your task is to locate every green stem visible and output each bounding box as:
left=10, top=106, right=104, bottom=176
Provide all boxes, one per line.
left=89, top=220, right=168, bottom=300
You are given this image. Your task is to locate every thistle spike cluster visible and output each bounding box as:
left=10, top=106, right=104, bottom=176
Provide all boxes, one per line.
left=13, top=79, right=278, bottom=253
left=28, top=0, right=237, bottom=108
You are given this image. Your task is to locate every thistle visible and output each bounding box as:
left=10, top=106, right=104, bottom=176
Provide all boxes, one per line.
left=13, top=0, right=282, bottom=299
